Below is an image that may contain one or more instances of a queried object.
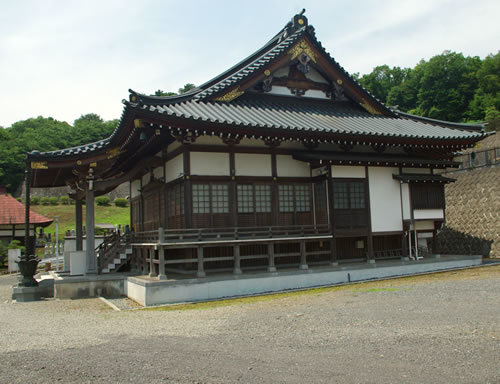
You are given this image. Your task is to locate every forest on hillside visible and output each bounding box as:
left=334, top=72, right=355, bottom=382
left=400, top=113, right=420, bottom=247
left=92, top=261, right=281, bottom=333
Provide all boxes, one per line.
left=0, top=52, right=498, bottom=194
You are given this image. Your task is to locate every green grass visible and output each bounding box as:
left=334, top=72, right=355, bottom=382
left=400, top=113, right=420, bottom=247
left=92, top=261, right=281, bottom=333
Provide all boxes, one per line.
left=32, top=204, right=130, bottom=240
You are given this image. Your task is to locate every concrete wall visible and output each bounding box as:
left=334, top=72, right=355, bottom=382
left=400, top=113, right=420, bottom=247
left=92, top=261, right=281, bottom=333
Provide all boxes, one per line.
left=126, top=255, right=482, bottom=306
left=368, top=167, right=402, bottom=232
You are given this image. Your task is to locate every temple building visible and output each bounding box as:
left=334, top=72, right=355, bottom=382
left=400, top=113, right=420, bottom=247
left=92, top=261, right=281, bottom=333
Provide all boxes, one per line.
left=26, top=12, right=486, bottom=288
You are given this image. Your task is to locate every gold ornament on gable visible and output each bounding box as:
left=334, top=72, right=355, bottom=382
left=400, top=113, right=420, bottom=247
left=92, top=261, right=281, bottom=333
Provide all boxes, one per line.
left=287, top=40, right=317, bottom=63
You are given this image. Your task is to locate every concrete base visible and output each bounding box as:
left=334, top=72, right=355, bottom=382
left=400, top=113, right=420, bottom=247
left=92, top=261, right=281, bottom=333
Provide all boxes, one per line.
left=12, top=277, right=54, bottom=301
left=53, top=273, right=126, bottom=299
left=126, top=255, right=483, bottom=306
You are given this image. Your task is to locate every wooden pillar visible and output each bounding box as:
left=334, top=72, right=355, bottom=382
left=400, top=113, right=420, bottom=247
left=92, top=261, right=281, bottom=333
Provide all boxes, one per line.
left=85, top=187, right=97, bottom=274
left=327, top=170, right=338, bottom=264
left=271, top=152, right=278, bottom=226
left=299, top=240, right=308, bottom=270
left=183, top=146, right=193, bottom=228
left=233, top=244, right=242, bottom=275
left=75, top=199, right=83, bottom=251
left=229, top=149, right=237, bottom=227
left=267, top=243, right=277, bottom=272
left=157, top=227, right=167, bottom=280
left=401, top=225, right=409, bottom=260
left=197, top=246, right=205, bottom=278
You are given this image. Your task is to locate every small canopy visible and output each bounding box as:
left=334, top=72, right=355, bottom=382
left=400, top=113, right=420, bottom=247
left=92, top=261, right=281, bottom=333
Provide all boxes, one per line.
left=392, top=174, right=456, bottom=184
left=0, top=187, right=53, bottom=227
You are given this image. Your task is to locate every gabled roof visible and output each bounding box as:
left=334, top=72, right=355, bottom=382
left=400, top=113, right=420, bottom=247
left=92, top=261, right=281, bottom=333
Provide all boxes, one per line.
left=0, top=189, right=53, bottom=227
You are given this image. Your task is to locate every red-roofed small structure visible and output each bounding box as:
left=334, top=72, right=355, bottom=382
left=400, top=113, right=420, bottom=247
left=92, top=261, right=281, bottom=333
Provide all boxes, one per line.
left=0, top=186, right=52, bottom=245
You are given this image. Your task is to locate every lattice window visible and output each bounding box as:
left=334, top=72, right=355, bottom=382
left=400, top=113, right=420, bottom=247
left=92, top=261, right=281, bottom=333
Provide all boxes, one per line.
left=237, top=185, right=254, bottom=213
left=295, top=185, right=311, bottom=212
left=279, top=185, right=295, bottom=212
left=192, top=184, right=210, bottom=214
left=350, top=182, right=365, bottom=209
left=211, top=184, right=229, bottom=213
left=333, top=181, right=349, bottom=209
left=255, top=185, right=271, bottom=213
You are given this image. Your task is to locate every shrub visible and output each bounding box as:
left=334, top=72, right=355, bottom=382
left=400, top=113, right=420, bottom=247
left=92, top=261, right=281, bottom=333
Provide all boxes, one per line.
left=40, top=197, right=50, bottom=205
left=60, top=196, right=71, bottom=205
left=30, top=196, right=40, bottom=205
left=16, top=197, right=22, bottom=202
left=95, top=196, right=111, bottom=206
left=48, top=196, right=59, bottom=205
left=114, top=198, right=128, bottom=208
left=0, top=242, right=7, bottom=268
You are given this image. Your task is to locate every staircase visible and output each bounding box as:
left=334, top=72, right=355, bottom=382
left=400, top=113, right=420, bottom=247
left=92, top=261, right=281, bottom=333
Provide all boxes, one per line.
left=96, top=232, right=133, bottom=274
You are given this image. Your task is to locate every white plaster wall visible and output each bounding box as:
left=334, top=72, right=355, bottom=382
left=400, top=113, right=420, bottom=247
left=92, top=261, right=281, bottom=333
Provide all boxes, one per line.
left=331, top=165, right=365, bottom=178
left=190, top=152, right=230, bottom=176
left=195, top=136, right=224, bottom=146
left=303, top=89, right=329, bottom=99
left=368, top=167, right=403, bottom=232
left=131, top=179, right=141, bottom=198
left=411, top=220, right=435, bottom=231
left=142, top=173, right=151, bottom=186
left=279, top=141, right=306, bottom=150
left=276, top=155, right=310, bottom=177
left=238, top=138, right=267, bottom=147
left=312, top=167, right=329, bottom=177
left=0, top=229, right=35, bottom=237
left=268, top=86, right=292, bottom=96
left=305, top=67, right=329, bottom=84
left=235, top=154, right=272, bottom=176
left=402, top=168, right=431, bottom=174
left=166, top=140, right=182, bottom=154
left=401, top=183, right=411, bottom=220
left=165, top=155, right=184, bottom=182
left=414, top=209, right=444, bottom=220
left=153, top=166, right=163, bottom=180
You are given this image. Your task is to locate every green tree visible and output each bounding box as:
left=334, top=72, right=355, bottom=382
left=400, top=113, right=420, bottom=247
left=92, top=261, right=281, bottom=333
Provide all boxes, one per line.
left=358, top=65, right=410, bottom=103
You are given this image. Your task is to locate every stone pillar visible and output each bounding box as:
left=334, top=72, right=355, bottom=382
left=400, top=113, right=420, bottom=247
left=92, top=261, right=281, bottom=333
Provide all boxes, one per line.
left=157, top=228, right=167, bottom=280
left=233, top=244, right=242, bottom=275
left=267, top=243, right=277, bottom=273
left=367, top=234, right=375, bottom=264
left=75, top=199, right=83, bottom=251
left=329, top=238, right=338, bottom=266
left=85, top=188, right=97, bottom=274
left=299, top=240, right=308, bottom=270
left=197, top=246, right=205, bottom=278
left=148, top=248, right=157, bottom=278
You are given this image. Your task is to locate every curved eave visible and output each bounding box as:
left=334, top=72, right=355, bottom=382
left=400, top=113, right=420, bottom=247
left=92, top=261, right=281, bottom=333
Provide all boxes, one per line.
left=395, top=111, right=485, bottom=132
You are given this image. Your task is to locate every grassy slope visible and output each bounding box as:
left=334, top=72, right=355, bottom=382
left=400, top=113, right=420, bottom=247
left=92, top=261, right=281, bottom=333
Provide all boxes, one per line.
left=32, top=204, right=130, bottom=239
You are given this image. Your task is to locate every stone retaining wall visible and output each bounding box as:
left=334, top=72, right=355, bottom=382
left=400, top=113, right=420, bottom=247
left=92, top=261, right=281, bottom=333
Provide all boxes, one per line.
left=441, top=166, right=499, bottom=257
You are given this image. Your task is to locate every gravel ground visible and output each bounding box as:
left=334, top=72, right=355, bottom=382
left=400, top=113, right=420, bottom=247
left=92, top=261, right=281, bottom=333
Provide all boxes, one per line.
left=0, top=266, right=499, bottom=384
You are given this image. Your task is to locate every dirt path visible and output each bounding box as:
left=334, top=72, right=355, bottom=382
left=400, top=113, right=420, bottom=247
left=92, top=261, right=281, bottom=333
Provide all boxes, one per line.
left=1, top=266, right=499, bottom=383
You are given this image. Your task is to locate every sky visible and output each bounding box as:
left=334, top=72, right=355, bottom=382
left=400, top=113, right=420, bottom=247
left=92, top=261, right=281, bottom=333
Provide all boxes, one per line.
left=0, top=0, right=499, bottom=128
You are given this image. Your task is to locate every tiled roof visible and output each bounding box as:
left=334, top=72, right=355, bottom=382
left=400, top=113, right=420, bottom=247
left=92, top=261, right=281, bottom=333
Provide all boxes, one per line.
left=0, top=192, right=53, bottom=226
left=141, top=95, right=483, bottom=141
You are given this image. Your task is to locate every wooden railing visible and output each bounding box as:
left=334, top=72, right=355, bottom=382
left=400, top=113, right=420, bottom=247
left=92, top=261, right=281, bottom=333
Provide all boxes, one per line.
left=96, top=232, right=132, bottom=273
left=133, top=224, right=331, bottom=245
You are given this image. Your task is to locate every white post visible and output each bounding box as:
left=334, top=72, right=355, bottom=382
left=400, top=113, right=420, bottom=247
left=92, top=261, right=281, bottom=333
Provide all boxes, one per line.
left=55, top=217, right=59, bottom=271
